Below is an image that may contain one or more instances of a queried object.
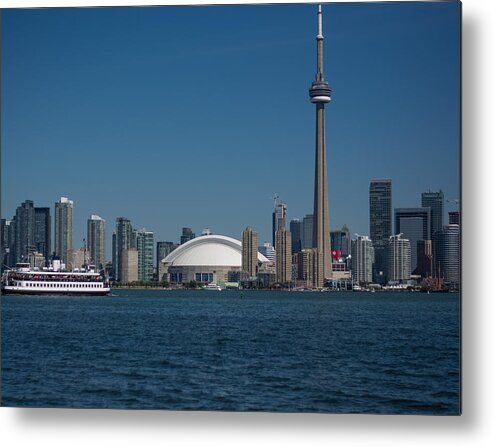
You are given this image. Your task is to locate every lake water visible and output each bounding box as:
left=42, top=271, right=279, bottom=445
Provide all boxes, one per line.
left=1, top=290, right=460, bottom=414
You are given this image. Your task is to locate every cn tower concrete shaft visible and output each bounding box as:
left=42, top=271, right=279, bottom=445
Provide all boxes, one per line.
left=309, top=4, right=332, bottom=286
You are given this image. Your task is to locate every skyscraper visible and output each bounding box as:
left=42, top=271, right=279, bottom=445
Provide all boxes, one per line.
left=114, top=217, right=134, bottom=282
left=330, top=225, right=351, bottom=260
left=309, top=5, right=332, bottom=286
left=421, top=190, right=444, bottom=239
left=388, top=234, right=411, bottom=284
left=369, top=179, right=392, bottom=283
left=156, top=241, right=177, bottom=266
left=289, top=219, right=302, bottom=254
left=394, top=207, right=431, bottom=272
left=435, top=224, right=460, bottom=289
left=272, top=201, right=287, bottom=248
left=449, top=211, right=460, bottom=225
left=259, top=242, right=276, bottom=264
left=180, top=227, right=195, bottom=245
left=54, top=197, right=74, bottom=265
left=421, top=190, right=444, bottom=274
left=87, top=214, right=106, bottom=270
left=302, top=214, right=314, bottom=249
left=34, top=207, right=51, bottom=263
left=156, top=241, right=178, bottom=282
left=415, top=239, right=433, bottom=277
left=14, top=200, right=35, bottom=263
left=275, top=228, right=292, bottom=285
left=136, top=229, right=154, bottom=282
left=241, top=227, right=258, bottom=279
left=351, top=235, right=374, bottom=285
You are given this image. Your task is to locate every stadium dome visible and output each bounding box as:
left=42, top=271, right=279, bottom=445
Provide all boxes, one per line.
left=163, top=234, right=269, bottom=266
left=160, top=234, right=269, bottom=284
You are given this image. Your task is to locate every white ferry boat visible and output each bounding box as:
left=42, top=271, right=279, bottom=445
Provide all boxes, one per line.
left=1, top=260, right=110, bottom=296
left=202, top=283, right=222, bottom=291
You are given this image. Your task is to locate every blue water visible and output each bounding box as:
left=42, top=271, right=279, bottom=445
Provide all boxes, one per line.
left=1, top=290, right=460, bottom=414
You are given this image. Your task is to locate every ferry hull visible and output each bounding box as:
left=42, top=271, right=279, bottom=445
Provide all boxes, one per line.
left=1, top=287, right=110, bottom=296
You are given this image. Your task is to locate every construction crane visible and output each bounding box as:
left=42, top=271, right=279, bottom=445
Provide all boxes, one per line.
left=272, top=193, right=279, bottom=208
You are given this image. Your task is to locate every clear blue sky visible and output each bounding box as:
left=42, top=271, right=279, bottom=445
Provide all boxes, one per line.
left=1, top=2, right=460, bottom=254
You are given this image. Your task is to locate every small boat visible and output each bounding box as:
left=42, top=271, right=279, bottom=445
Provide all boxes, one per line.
left=203, top=283, right=222, bottom=291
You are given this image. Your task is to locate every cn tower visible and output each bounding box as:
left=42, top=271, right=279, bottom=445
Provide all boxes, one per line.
left=309, top=4, right=332, bottom=285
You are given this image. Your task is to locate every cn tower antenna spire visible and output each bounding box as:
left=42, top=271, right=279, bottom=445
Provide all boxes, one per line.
left=316, top=4, right=326, bottom=81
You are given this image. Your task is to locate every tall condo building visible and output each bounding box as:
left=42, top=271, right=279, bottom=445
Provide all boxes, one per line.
left=34, top=207, right=51, bottom=263
left=272, top=201, right=287, bottom=248
left=67, top=247, right=90, bottom=270
left=309, top=5, right=332, bottom=286
left=14, top=200, right=36, bottom=263
left=121, top=248, right=139, bottom=284
left=289, top=219, right=302, bottom=254
left=54, top=197, right=74, bottom=265
left=369, top=179, right=392, bottom=284
left=136, top=229, right=154, bottom=282
left=275, top=228, right=292, bottom=285
left=297, top=248, right=318, bottom=288
left=302, top=214, right=314, bottom=249
left=388, top=234, right=411, bottom=284
left=1, top=219, right=10, bottom=270
left=394, top=208, right=431, bottom=273
left=435, top=224, right=460, bottom=288
left=180, top=227, right=195, bottom=245
left=2, top=218, right=16, bottom=268
left=87, top=214, right=106, bottom=270
left=114, top=217, right=134, bottom=282
left=351, top=235, right=374, bottom=285
left=241, top=227, right=258, bottom=279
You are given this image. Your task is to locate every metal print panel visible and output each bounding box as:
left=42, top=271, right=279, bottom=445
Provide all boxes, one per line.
left=1, top=1, right=461, bottom=414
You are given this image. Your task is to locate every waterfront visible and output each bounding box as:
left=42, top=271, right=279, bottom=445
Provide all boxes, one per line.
left=1, top=290, right=460, bottom=414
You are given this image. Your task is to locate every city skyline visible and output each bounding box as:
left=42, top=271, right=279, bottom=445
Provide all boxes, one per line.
left=2, top=2, right=460, bottom=255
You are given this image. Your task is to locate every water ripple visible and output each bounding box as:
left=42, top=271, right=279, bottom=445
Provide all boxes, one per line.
left=1, top=290, right=460, bottom=414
